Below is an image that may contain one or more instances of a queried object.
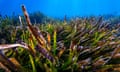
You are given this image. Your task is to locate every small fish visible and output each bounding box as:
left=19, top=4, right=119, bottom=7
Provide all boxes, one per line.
left=0, top=44, right=28, bottom=50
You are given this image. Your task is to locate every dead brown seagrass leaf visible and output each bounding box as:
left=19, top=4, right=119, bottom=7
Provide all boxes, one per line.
left=93, top=58, right=105, bottom=67
left=22, top=5, right=46, bottom=47
left=21, top=5, right=54, bottom=63
left=112, top=47, right=120, bottom=58
left=0, top=52, right=18, bottom=71
left=9, top=58, right=25, bottom=72
left=58, top=47, right=65, bottom=58
left=112, top=53, right=120, bottom=59
left=35, top=44, right=55, bottom=63
left=0, top=62, right=11, bottom=72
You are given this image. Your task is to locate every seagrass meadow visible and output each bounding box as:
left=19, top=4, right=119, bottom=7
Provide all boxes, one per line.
left=1, top=5, right=120, bottom=72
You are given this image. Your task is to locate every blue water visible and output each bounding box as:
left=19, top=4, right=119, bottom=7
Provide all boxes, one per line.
left=0, top=0, right=120, bottom=18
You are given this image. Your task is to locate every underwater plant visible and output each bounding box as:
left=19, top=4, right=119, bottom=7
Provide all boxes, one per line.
left=0, top=5, right=120, bottom=72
